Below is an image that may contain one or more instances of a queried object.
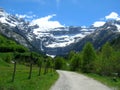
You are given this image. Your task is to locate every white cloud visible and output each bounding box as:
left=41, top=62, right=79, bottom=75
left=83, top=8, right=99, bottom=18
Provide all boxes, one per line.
left=93, top=21, right=105, bottom=27
left=92, top=12, right=120, bottom=27
left=16, top=14, right=36, bottom=19
left=30, top=14, right=64, bottom=29
left=105, top=12, right=120, bottom=20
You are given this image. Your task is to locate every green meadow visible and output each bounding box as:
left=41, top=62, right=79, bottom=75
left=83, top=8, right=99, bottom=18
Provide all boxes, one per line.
left=0, top=62, right=58, bottom=90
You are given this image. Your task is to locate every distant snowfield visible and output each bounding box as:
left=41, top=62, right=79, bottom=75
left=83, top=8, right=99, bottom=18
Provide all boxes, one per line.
left=115, top=24, right=120, bottom=32
left=0, top=9, right=93, bottom=49
left=45, top=33, right=86, bottom=48
left=1, top=9, right=120, bottom=55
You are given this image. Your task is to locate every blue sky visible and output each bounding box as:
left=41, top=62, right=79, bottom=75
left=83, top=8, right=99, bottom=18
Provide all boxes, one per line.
left=0, top=0, right=120, bottom=27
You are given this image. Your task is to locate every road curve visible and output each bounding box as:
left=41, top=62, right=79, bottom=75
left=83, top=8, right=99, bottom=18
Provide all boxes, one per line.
left=50, top=70, right=112, bottom=90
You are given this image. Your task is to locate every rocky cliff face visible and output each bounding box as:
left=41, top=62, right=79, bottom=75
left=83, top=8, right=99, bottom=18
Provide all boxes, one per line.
left=0, top=8, right=120, bottom=56
left=72, top=20, right=120, bottom=52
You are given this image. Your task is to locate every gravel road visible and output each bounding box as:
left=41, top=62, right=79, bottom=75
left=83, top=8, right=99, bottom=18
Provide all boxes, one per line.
left=50, top=70, right=113, bottom=90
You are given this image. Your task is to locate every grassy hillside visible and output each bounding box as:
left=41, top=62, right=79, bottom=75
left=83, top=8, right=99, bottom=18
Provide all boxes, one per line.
left=0, top=34, right=58, bottom=90
left=0, top=34, right=28, bottom=64
left=0, top=64, right=58, bottom=90
left=0, top=34, right=28, bottom=52
left=0, top=33, right=44, bottom=63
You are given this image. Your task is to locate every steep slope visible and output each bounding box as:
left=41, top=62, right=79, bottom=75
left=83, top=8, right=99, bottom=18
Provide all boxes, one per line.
left=72, top=20, right=120, bottom=52
left=32, top=26, right=94, bottom=55
left=0, top=34, right=28, bottom=52
left=0, top=8, right=39, bottom=52
left=0, top=9, right=94, bottom=56
left=0, top=8, right=120, bottom=56
left=111, top=35, right=120, bottom=50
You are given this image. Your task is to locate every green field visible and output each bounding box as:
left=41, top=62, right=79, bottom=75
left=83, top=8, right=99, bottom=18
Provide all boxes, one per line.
left=0, top=61, right=58, bottom=90
left=0, top=34, right=59, bottom=90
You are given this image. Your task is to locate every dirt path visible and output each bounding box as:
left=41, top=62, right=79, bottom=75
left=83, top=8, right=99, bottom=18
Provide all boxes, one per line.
left=50, top=70, right=113, bottom=90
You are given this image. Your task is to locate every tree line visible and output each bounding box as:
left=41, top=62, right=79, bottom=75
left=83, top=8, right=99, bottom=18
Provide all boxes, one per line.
left=11, top=52, right=55, bottom=82
left=53, top=41, right=120, bottom=78
left=68, top=42, right=120, bottom=77
left=1, top=33, right=120, bottom=80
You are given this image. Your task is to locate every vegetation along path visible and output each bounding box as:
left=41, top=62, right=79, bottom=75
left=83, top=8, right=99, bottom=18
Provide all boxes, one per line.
left=50, top=70, right=112, bottom=90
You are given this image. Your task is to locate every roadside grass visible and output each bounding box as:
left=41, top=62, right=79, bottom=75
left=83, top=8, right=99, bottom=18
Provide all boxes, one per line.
left=84, top=73, right=120, bottom=90
left=0, top=62, right=58, bottom=90
left=0, top=58, right=10, bottom=67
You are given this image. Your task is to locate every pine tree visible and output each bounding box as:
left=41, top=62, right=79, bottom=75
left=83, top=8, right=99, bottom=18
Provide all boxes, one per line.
left=100, top=42, right=114, bottom=75
left=38, top=57, right=43, bottom=76
left=54, top=57, right=64, bottom=69
left=82, top=42, right=96, bottom=73
left=68, top=51, right=76, bottom=60
left=70, top=54, right=81, bottom=71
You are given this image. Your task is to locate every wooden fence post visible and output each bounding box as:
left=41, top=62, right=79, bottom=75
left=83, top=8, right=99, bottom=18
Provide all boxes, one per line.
left=12, top=61, right=16, bottom=82
left=28, top=53, right=33, bottom=79
left=44, top=60, right=47, bottom=75
left=38, top=62, right=42, bottom=76
left=28, top=62, right=32, bottom=79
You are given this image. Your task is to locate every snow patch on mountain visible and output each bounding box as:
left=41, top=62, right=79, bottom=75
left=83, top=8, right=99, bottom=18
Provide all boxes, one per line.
left=0, top=9, right=27, bottom=28
left=1, top=8, right=120, bottom=56
left=0, top=10, right=17, bottom=27
left=46, top=40, right=74, bottom=48
left=115, top=24, right=120, bottom=32
left=45, top=34, right=86, bottom=48
left=46, top=54, right=56, bottom=58
left=0, top=17, right=16, bottom=27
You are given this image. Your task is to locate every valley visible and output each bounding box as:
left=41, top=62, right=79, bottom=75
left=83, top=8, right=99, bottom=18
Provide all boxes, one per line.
left=0, top=8, right=120, bottom=56
left=0, top=8, right=120, bottom=90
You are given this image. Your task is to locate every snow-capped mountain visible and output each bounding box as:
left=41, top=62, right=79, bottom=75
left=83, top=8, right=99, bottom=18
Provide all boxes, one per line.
left=0, top=8, right=93, bottom=49
left=0, top=8, right=120, bottom=56
left=0, top=8, right=35, bottom=50
left=72, top=20, right=120, bottom=52
left=32, top=26, right=94, bottom=48
left=30, top=26, right=95, bottom=56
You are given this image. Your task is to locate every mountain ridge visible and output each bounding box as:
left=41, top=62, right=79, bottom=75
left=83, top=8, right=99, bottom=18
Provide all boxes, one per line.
left=0, top=8, right=120, bottom=56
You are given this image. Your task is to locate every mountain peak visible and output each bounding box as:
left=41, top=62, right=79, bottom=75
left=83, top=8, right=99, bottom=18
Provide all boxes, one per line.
left=0, top=9, right=27, bottom=27
left=0, top=9, right=120, bottom=56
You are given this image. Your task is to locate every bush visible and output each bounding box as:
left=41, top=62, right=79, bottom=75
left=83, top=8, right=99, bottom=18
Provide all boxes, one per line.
left=4, top=53, right=13, bottom=63
left=54, top=57, right=65, bottom=69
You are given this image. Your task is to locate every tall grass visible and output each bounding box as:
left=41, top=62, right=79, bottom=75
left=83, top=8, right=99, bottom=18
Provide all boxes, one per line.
left=0, top=62, right=58, bottom=90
